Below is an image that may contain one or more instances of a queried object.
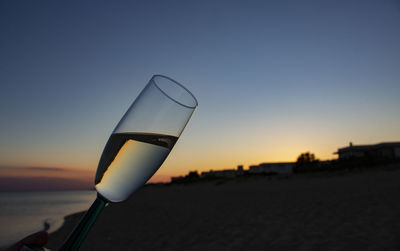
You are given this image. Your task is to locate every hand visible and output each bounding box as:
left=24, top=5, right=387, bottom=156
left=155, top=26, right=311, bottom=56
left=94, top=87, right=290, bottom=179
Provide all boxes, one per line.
left=6, top=231, right=48, bottom=251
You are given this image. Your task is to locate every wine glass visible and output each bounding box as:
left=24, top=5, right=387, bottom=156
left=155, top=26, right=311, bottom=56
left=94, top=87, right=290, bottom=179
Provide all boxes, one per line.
left=57, top=75, right=198, bottom=250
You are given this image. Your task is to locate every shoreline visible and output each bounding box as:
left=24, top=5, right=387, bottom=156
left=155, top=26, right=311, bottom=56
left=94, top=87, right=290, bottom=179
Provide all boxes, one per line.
left=0, top=190, right=95, bottom=250
left=48, top=167, right=400, bottom=250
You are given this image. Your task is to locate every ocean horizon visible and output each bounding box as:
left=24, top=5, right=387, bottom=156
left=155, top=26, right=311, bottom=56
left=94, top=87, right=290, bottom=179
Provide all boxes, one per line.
left=0, top=190, right=96, bottom=248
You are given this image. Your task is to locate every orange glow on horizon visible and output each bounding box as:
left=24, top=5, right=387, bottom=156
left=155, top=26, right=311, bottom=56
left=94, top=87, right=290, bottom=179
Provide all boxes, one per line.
left=0, top=166, right=94, bottom=183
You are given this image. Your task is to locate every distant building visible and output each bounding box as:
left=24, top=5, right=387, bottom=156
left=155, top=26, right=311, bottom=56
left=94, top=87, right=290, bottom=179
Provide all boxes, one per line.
left=335, top=142, right=400, bottom=160
left=200, top=170, right=213, bottom=178
left=237, top=165, right=244, bottom=175
left=201, top=169, right=236, bottom=178
left=249, top=162, right=294, bottom=175
left=201, top=165, right=244, bottom=179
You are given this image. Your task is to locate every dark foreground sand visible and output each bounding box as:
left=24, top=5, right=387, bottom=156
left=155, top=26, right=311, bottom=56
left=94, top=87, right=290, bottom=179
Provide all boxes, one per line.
left=48, top=167, right=400, bottom=251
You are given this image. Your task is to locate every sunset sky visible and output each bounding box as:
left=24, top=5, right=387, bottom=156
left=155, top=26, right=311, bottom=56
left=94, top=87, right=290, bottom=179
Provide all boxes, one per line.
left=1, top=0, right=399, bottom=190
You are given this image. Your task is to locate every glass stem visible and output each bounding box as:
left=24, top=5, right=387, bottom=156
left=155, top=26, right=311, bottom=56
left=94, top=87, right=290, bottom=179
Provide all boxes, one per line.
left=59, top=194, right=107, bottom=251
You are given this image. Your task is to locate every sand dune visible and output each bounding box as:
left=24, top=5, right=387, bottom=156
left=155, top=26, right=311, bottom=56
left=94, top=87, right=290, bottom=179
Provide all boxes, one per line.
left=48, top=167, right=400, bottom=251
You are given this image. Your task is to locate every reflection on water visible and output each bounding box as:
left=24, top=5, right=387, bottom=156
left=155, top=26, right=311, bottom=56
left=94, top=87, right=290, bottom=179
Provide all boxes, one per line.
left=0, top=190, right=96, bottom=248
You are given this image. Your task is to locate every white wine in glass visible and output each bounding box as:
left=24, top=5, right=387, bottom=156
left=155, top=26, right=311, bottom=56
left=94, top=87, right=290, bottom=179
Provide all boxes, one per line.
left=56, top=75, right=198, bottom=250
left=95, top=132, right=178, bottom=202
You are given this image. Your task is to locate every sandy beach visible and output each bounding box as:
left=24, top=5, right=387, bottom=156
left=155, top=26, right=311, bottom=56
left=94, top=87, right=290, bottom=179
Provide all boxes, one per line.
left=47, top=167, right=400, bottom=251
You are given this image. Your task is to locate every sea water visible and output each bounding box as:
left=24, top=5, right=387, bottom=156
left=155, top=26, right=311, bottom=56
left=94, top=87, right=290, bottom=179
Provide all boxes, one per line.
left=0, top=190, right=96, bottom=248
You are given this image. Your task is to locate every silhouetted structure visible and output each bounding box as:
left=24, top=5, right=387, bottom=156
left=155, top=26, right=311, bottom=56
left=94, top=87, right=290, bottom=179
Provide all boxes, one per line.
left=170, top=171, right=200, bottom=183
left=187, top=171, right=200, bottom=180
left=335, top=142, right=400, bottom=160
left=201, top=165, right=243, bottom=179
left=171, top=164, right=293, bottom=184
left=170, top=141, right=400, bottom=184
left=249, top=162, right=294, bottom=176
left=237, top=165, right=244, bottom=175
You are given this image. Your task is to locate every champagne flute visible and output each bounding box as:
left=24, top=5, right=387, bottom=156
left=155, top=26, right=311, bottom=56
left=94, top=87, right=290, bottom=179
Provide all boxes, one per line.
left=58, top=75, right=198, bottom=250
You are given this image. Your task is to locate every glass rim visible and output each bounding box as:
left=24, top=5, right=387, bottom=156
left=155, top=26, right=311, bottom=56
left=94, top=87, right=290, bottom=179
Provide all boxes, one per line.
left=151, top=74, right=198, bottom=109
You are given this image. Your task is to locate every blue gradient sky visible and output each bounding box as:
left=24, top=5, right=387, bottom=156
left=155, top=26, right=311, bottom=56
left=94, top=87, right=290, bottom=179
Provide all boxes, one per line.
left=1, top=0, right=399, bottom=186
